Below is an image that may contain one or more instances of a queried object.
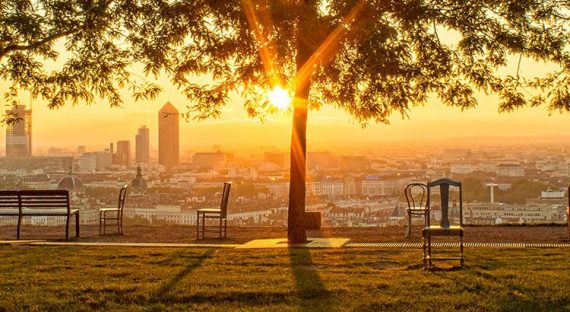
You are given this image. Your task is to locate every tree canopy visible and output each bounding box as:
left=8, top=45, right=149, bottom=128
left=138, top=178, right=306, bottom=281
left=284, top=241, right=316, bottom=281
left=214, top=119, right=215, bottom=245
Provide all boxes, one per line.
left=2, top=0, right=569, bottom=118
left=2, top=0, right=570, bottom=242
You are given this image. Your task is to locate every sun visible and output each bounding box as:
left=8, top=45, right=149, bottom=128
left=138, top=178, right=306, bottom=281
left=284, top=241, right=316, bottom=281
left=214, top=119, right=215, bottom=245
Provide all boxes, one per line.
left=268, top=86, right=292, bottom=110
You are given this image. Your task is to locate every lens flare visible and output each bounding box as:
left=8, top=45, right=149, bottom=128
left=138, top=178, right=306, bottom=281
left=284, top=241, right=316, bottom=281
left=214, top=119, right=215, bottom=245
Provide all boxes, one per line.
left=268, top=86, right=292, bottom=110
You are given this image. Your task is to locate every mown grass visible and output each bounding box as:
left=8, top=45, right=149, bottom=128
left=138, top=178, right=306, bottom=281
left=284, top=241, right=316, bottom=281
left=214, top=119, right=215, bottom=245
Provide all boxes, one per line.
left=0, top=246, right=569, bottom=311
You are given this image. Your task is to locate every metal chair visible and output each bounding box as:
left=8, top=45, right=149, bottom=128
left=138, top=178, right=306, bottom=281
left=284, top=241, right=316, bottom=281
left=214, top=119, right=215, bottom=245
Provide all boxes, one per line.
left=422, top=178, right=464, bottom=269
left=99, top=184, right=128, bottom=235
left=197, top=182, right=231, bottom=240
left=404, top=183, right=428, bottom=238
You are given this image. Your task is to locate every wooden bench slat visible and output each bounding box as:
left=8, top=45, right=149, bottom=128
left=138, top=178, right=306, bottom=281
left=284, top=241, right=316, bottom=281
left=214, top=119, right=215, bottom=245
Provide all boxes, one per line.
left=0, top=190, right=79, bottom=240
left=21, top=209, right=79, bottom=216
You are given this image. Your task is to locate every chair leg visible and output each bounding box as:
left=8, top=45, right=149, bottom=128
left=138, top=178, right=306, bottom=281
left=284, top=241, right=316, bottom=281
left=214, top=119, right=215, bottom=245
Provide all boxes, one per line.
left=422, top=233, right=427, bottom=269
left=219, top=217, right=222, bottom=238
left=99, top=211, right=102, bottom=235
left=406, top=212, right=411, bottom=238
left=223, top=219, right=227, bottom=238
left=75, top=213, right=80, bottom=238
left=65, top=215, right=70, bottom=240
left=460, top=232, right=465, bottom=268
left=427, top=234, right=432, bottom=267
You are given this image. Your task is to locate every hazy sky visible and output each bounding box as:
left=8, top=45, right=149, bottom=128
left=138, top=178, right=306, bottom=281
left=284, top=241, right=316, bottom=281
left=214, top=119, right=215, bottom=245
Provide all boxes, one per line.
left=2, top=82, right=570, bottom=157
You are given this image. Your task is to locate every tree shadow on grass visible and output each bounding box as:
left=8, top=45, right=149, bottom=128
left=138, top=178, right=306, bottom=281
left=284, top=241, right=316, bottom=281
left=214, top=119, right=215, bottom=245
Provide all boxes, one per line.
left=150, top=249, right=214, bottom=303
left=288, top=248, right=337, bottom=312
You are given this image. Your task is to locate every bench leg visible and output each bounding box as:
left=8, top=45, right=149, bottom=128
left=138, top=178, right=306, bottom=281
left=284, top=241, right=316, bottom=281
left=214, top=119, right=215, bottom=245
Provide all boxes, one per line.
left=202, top=213, right=206, bottom=239
left=196, top=211, right=200, bottom=240
left=17, top=215, right=22, bottom=240
left=76, top=213, right=80, bottom=238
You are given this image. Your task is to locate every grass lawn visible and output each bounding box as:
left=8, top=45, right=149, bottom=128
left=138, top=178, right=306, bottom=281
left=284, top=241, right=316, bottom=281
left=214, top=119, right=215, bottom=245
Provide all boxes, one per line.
left=0, top=246, right=569, bottom=311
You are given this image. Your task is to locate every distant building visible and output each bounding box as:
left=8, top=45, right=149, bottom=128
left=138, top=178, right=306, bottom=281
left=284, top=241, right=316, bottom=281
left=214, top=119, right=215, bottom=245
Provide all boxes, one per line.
left=135, top=126, right=150, bottom=163
left=115, top=140, right=131, bottom=166
left=308, top=179, right=344, bottom=200
left=131, top=165, right=148, bottom=189
left=57, top=169, right=84, bottom=191
left=541, top=190, right=565, bottom=199
left=77, top=146, right=86, bottom=155
left=464, top=203, right=559, bottom=225
left=158, top=102, right=179, bottom=169
left=5, top=105, right=32, bottom=158
left=264, top=152, right=286, bottom=168
left=78, top=153, right=98, bottom=171
left=450, top=164, right=475, bottom=175
left=496, top=163, right=524, bottom=177
left=78, top=151, right=113, bottom=171
left=193, top=152, right=227, bottom=170
left=361, top=176, right=402, bottom=197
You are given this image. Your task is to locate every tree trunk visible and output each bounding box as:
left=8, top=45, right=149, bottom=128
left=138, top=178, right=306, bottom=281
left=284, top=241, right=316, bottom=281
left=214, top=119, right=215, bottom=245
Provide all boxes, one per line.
left=287, top=98, right=308, bottom=243
left=287, top=3, right=313, bottom=244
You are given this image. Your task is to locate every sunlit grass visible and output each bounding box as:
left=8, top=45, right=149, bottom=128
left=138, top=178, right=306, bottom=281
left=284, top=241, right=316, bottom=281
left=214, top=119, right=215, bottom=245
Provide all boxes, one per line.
left=0, top=246, right=569, bottom=311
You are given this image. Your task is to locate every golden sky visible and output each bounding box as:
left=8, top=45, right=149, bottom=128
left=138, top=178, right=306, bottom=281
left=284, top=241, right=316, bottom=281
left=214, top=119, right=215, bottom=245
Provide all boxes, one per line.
left=2, top=81, right=570, bottom=157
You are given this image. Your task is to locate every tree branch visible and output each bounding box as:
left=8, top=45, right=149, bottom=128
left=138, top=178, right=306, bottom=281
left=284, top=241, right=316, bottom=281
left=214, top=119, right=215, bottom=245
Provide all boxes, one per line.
left=0, top=29, right=76, bottom=60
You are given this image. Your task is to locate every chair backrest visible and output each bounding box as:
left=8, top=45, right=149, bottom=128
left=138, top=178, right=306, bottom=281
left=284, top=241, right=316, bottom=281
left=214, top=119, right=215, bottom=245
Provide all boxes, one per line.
left=220, top=182, right=231, bottom=218
left=19, top=190, right=70, bottom=214
left=427, top=178, right=462, bottom=228
left=0, top=190, right=21, bottom=213
left=118, top=184, right=128, bottom=213
left=404, top=183, right=427, bottom=210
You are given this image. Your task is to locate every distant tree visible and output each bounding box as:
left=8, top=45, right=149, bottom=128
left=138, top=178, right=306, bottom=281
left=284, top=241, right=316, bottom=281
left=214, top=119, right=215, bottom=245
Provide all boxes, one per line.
left=497, top=179, right=550, bottom=204
left=462, top=177, right=488, bottom=202
left=2, top=0, right=569, bottom=242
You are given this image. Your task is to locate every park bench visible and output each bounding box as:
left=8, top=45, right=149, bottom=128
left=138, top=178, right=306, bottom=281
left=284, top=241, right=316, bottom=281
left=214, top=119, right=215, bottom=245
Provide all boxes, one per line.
left=0, top=190, right=79, bottom=240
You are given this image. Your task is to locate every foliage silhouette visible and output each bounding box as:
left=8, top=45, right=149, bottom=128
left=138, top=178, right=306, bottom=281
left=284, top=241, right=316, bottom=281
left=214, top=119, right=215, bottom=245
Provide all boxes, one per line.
left=2, top=0, right=569, bottom=242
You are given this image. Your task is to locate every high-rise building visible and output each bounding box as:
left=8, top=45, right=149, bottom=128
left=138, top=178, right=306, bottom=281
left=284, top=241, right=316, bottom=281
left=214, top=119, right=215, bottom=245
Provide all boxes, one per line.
left=135, top=126, right=150, bottom=163
left=5, top=105, right=32, bottom=158
left=115, top=140, right=131, bottom=166
left=158, top=102, right=179, bottom=168
left=77, top=145, right=86, bottom=155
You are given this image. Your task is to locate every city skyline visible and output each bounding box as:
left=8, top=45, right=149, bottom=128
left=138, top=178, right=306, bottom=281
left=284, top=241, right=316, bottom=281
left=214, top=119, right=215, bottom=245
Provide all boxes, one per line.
left=5, top=105, right=32, bottom=158
left=135, top=126, right=150, bottom=164
left=158, top=102, right=180, bottom=168
left=3, top=95, right=570, bottom=156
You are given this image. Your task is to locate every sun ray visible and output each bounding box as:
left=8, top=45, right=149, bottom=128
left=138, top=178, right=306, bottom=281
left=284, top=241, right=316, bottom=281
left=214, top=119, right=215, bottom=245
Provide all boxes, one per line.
left=295, top=1, right=366, bottom=94
left=241, top=0, right=282, bottom=87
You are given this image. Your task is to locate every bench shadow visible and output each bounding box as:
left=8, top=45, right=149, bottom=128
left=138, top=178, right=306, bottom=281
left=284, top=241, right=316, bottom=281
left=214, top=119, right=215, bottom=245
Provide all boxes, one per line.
left=288, top=247, right=337, bottom=312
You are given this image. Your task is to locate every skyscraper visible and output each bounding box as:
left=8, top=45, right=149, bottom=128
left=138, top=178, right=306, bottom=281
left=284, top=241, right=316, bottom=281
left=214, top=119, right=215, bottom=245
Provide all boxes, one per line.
left=5, top=105, right=32, bottom=158
left=116, top=140, right=131, bottom=166
left=158, top=102, right=179, bottom=168
left=135, top=126, right=150, bottom=163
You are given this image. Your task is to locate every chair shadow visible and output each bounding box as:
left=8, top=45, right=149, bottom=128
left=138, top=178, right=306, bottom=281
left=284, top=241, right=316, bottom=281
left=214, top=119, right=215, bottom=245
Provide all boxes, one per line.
left=288, top=247, right=337, bottom=312
left=150, top=249, right=214, bottom=302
